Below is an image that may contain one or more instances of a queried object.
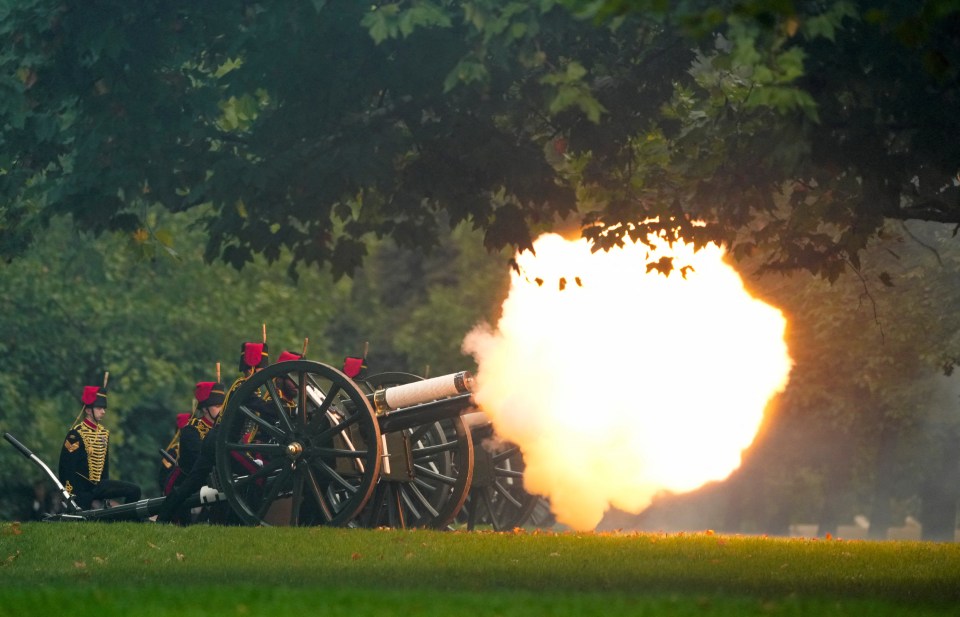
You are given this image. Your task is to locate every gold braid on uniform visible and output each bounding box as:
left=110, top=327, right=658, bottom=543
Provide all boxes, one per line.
left=188, top=416, right=214, bottom=440
left=75, top=422, right=109, bottom=483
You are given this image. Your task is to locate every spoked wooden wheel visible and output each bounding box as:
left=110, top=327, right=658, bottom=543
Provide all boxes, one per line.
left=457, top=421, right=541, bottom=531
left=215, top=360, right=381, bottom=526
left=355, top=372, right=474, bottom=529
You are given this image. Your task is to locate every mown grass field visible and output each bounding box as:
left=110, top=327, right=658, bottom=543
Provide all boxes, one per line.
left=1, top=521, right=958, bottom=616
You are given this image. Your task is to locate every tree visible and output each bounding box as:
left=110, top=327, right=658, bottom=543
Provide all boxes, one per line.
left=3, top=1, right=958, bottom=282
left=0, top=0, right=574, bottom=278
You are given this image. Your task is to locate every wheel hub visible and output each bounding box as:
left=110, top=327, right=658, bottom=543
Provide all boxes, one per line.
left=286, top=442, right=303, bottom=460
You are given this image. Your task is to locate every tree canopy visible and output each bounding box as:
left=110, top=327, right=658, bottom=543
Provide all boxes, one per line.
left=2, top=1, right=958, bottom=281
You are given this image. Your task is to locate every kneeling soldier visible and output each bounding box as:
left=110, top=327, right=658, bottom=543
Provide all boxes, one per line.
left=157, top=342, right=269, bottom=523
left=159, top=381, right=226, bottom=496
left=59, top=384, right=141, bottom=510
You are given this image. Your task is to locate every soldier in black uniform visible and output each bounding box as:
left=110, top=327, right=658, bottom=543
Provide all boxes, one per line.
left=59, top=385, right=142, bottom=510
left=273, top=350, right=303, bottom=409
left=156, top=342, right=268, bottom=524
left=158, top=381, right=226, bottom=496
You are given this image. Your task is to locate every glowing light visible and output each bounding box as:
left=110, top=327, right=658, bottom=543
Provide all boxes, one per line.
left=463, top=233, right=792, bottom=531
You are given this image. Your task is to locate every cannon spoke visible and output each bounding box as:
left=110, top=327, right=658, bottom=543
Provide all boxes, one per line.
left=479, top=487, right=501, bottom=530
left=396, top=485, right=422, bottom=520
left=302, top=465, right=335, bottom=523
left=409, top=423, right=433, bottom=443
left=312, top=458, right=359, bottom=494
left=491, top=445, right=521, bottom=464
left=306, top=446, right=369, bottom=459
left=232, top=458, right=286, bottom=488
left=493, top=467, right=525, bottom=480
left=493, top=479, right=524, bottom=509
left=305, top=376, right=340, bottom=416
left=411, top=440, right=460, bottom=459
left=263, top=379, right=296, bottom=435
left=296, top=371, right=308, bottom=430
left=384, top=484, right=404, bottom=527
left=237, top=405, right=288, bottom=442
left=403, top=483, right=439, bottom=519
left=289, top=466, right=305, bottom=526
left=255, top=464, right=294, bottom=521
left=412, top=463, right=458, bottom=487
left=224, top=442, right=286, bottom=456
left=312, top=410, right=361, bottom=444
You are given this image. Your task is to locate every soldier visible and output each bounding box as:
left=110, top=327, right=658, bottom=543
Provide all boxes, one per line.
left=158, top=381, right=226, bottom=497
left=59, top=384, right=142, bottom=510
left=156, top=342, right=268, bottom=524
left=273, top=350, right=302, bottom=409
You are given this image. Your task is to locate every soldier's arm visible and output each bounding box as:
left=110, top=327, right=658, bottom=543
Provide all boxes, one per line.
left=178, top=426, right=202, bottom=473
left=58, top=430, right=82, bottom=492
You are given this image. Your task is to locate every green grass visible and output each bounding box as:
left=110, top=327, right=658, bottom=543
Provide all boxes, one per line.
left=1, top=522, right=958, bottom=616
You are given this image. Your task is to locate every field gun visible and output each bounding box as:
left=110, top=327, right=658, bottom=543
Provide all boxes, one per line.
left=209, top=359, right=483, bottom=527
left=5, top=358, right=544, bottom=529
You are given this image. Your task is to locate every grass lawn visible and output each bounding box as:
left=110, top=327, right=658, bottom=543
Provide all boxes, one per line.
left=1, top=521, right=958, bottom=616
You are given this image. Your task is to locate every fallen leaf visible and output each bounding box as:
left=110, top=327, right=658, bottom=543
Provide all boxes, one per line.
left=351, top=552, right=362, bottom=560
left=147, top=542, right=159, bottom=549
left=93, top=556, right=106, bottom=564
left=74, top=561, right=86, bottom=569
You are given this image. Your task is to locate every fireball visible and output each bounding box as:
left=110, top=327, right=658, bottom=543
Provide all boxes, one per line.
left=463, top=233, right=792, bottom=531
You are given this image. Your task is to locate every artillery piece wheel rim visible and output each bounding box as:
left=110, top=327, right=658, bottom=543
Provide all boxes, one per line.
left=215, top=359, right=382, bottom=526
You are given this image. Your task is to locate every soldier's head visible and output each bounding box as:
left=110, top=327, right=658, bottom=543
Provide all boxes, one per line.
left=275, top=351, right=302, bottom=399
left=195, top=381, right=226, bottom=420
left=81, top=385, right=107, bottom=422
left=238, top=342, right=269, bottom=375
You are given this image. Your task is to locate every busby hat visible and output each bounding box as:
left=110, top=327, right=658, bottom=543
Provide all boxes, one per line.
left=239, top=342, right=269, bottom=371
left=81, top=385, right=108, bottom=409
left=277, top=350, right=302, bottom=363
left=195, top=381, right=226, bottom=407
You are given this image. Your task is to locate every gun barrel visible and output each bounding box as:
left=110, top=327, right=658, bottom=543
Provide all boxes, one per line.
left=372, top=371, right=473, bottom=413
left=377, top=393, right=474, bottom=433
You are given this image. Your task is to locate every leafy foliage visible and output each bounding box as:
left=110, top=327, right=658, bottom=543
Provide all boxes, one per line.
left=3, top=1, right=958, bottom=281
left=0, top=211, right=505, bottom=518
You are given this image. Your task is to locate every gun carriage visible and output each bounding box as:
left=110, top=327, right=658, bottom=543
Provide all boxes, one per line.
left=6, top=359, right=545, bottom=529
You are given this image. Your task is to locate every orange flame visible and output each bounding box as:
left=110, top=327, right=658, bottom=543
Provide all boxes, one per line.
left=463, top=233, right=792, bottom=531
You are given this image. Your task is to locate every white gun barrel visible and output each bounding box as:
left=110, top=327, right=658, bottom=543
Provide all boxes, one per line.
left=372, top=371, right=474, bottom=414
